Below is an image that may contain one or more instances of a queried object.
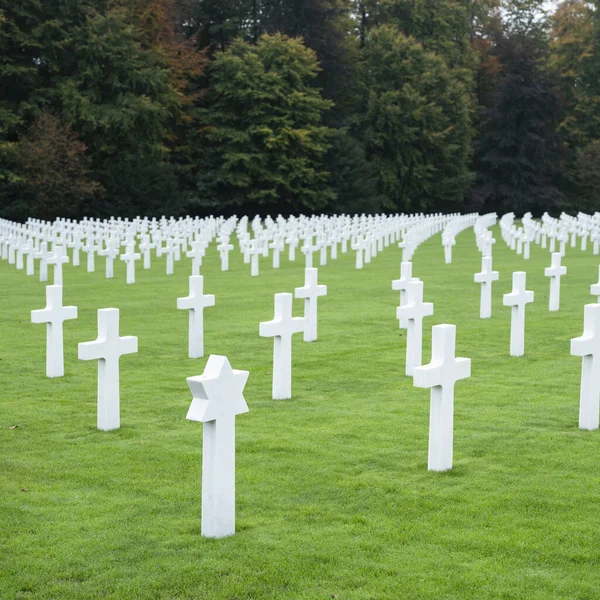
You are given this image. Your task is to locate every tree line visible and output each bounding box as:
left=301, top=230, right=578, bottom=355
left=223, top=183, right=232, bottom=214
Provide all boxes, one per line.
left=1, top=0, right=599, bottom=220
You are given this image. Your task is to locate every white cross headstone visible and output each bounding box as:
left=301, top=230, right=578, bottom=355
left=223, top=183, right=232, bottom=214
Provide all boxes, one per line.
left=100, top=239, right=119, bottom=279
left=396, top=279, right=434, bottom=376
left=414, top=324, right=471, bottom=472
left=571, top=304, right=600, bottom=430
left=317, top=238, right=328, bottom=266
left=34, top=242, right=52, bottom=282
left=48, top=244, right=69, bottom=285
left=165, top=238, right=175, bottom=275
left=392, top=261, right=413, bottom=328
left=294, top=268, right=327, bottom=342
left=187, top=240, right=205, bottom=276
left=474, top=256, right=499, bottom=319
left=544, top=252, right=567, bottom=311
left=139, top=235, right=154, bottom=269
left=120, top=242, right=140, bottom=284
left=21, top=240, right=35, bottom=276
left=83, top=238, right=98, bottom=272
left=177, top=275, right=215, bottom=358
left=217, top=239, right=234, bottom=271
left=443, top=236, right=455, bottom=264
left=259, top=293, right=305, bottom=399
left=70, top=233, right=82, bottom=267
left=270, top=235, right=285, bottom=269
left=15, top=237, right=24, bottom=270
left=301, top=237, right=318, bottom=269
left=249, top=240, right=261, bottom=276
left=31, top=285, right=78, bottom=378
left=186, top=355, right=249, bottom=538
left=502, top=271, right=534, bottom=356
left=78, top=308, right=138, bottom=431
left=591, top=266, right=600, bottom=302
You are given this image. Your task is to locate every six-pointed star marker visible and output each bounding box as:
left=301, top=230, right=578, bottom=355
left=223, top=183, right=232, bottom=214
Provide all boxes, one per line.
left=186, top=355, right=249, bottom=423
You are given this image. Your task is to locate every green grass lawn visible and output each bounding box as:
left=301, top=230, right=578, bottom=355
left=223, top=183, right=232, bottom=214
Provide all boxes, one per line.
left=2, top=225, right=600, bottom=599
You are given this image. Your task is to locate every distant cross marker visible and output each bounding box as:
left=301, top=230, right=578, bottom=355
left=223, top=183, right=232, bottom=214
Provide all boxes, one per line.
left=591, top=266, right=600, bottom=302
left=270, top=235, right=285, bottom=269
left=22, top=240, right=35, bottom=276
left=294, top=267, right=327, bottom=342
left=177, top=275, right=215, bottom=358
left=165, top=238, right=175, bottom=275
left=474, top=256, right=499, bottom=319
left=503, top=272, right=534, bottom=356
left=48, top=245, right=69, bottom=285
left=392, top=261, right=413, bottom=328
left=83, top=238, right=98, bottom=272
left=217, top=238, right=233, bottom=271
left=31, top=285, right=78, bottom=378
left=78, top=308, right=138, bottom=431
left=260, top=293, right=305, bottom=399
left=139, top=235, right=154, bottom=269
left=571, top=304, right=600, bottom=430
left=544, top=252, right=567, bottom=311
left=301, top=237, right=318, bottom=269
left=396, top=279, right=434, bottom=376
left=249, top=239, right=261, bottom=276
left=187, top=240, right=205, bottom=276
left=120, top=242, right=140, bottom=284
left=186, top=355, right=249, bottom=538
left=100, top=238, right=119, bottom=279
left=34, top=242, right=52, bottom=282
left=414, top=324, right=471, bottom=472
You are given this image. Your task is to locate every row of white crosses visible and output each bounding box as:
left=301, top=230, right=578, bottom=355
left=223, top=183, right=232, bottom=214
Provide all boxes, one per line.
left=499, top=211, right=600, bottom=260
left=259, top=268, right=327, bottom=399
left=472, top=249, right=568, bottom=352
left=390, top=264, right=471, bottom=472
left=393, top=247, right=569, bottom=470
left=4, top=213, right=451, bottom=283
left=474, top=213, right=497, bottom=256
left=441, top=214, right=479, bottom=264
left=30, top=285, right=138, bottom=431
left=2, top=211, right=533, bottom=289
left=30, top=275, right=218, bottom=429
left=0, top=215, right=232, bottom=283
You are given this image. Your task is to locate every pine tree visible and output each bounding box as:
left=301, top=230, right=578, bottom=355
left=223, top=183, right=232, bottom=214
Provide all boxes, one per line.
left=354, top=25, right=473, bottom=212
left=476, top=33, right=563, bottom=213
left=200, top=34, right=336, bottom=213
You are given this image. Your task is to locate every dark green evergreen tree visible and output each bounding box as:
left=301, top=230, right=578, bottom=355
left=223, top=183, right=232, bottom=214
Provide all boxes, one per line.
left=354, top=25, right=473, bottom=212
left=199, top=34, right=336, bottom=214
left=476, top=33, right=563, bottom=214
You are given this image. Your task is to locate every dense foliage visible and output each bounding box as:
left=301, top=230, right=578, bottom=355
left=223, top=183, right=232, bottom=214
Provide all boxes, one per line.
left=1, top=0, right=599, bottom=219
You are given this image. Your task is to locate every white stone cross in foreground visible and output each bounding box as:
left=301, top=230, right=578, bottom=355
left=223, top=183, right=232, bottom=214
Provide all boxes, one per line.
left=544, top=252, right=567, bottom=311
left=474, top=256, right=499, bottom=319
left=78, top=308, right=138, bottom=431
left=571, top=304, right=600, bottom=430
left=396, top=279, right=434, bottom=376
left=177, top=275, right=215, bottom=358
left=259, top=293, right=305, bottom=399
left=503, top=271, right=534, bottom=357
left=414, top=324, right=471, bottom=472
left=31, top=285, right=78, bottom=378
left=294, top=267, right=327, bottom=342
left=186, top=355, right=249, bottom=539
